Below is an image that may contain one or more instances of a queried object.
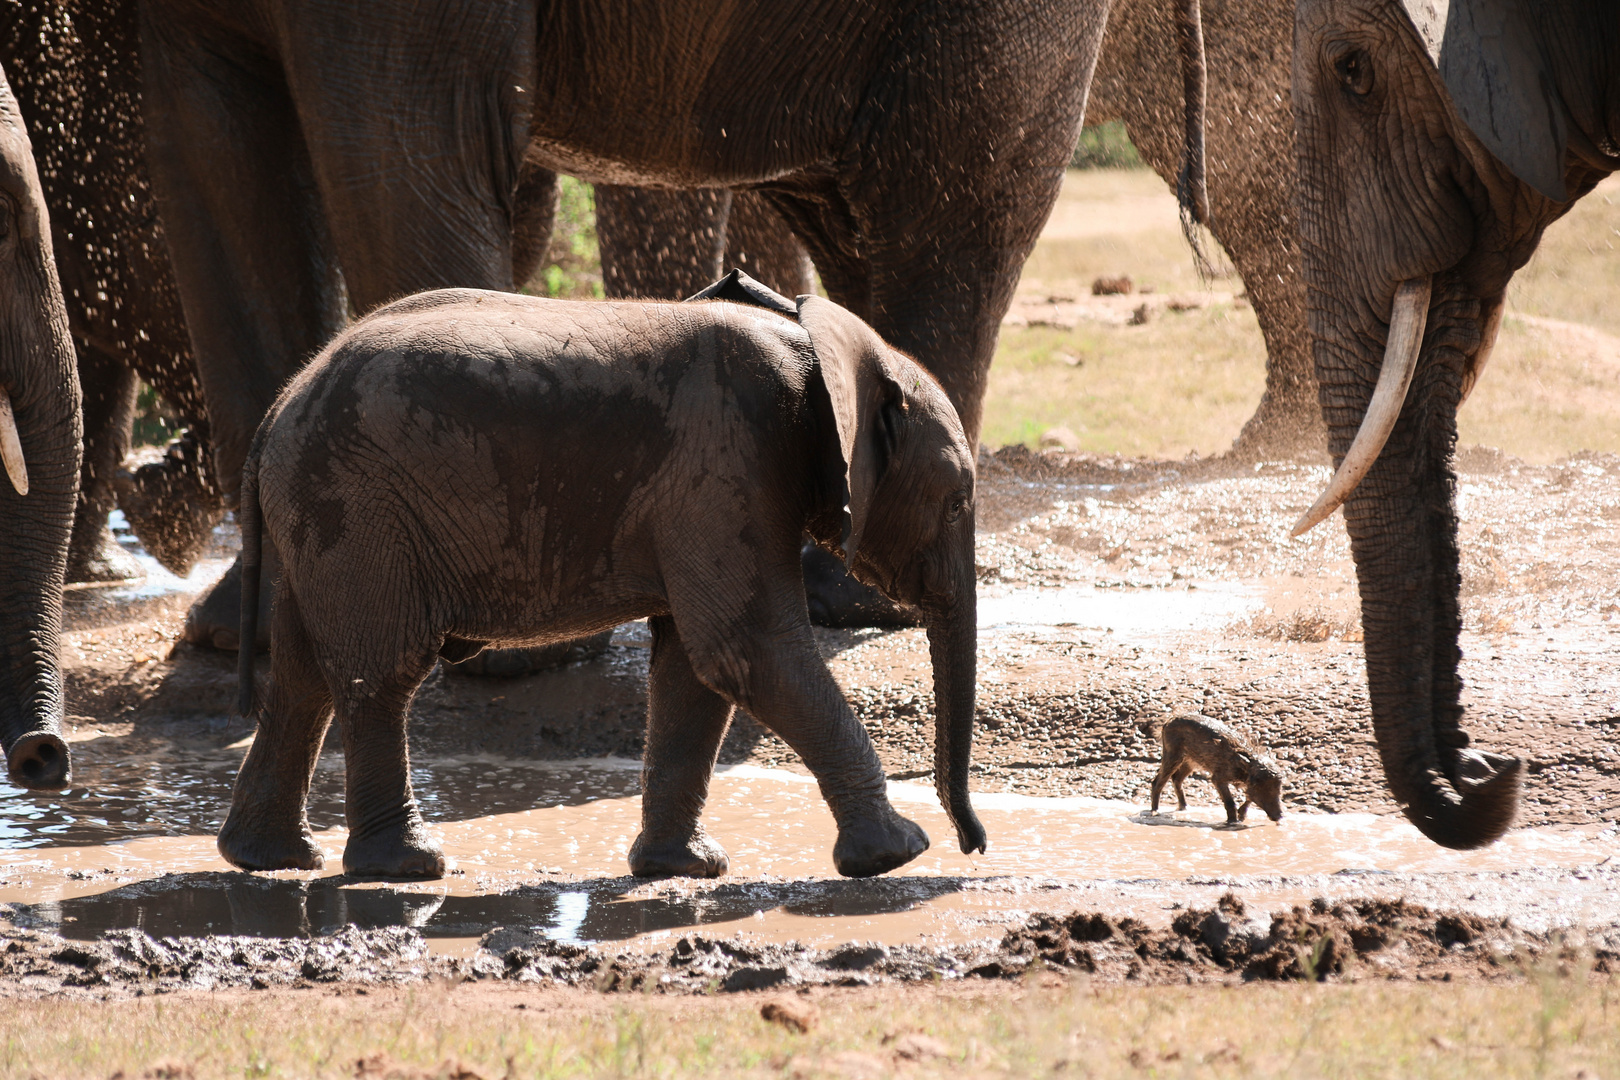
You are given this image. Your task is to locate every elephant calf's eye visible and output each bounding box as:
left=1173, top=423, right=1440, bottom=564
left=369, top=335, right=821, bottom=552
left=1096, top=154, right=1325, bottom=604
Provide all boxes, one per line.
left=1332, top=46, right=1374, bottom=97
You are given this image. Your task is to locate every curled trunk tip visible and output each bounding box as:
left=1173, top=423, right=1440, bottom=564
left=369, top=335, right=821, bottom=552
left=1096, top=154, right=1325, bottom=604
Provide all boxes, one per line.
left=1395, top=751, right=1522, bottom=850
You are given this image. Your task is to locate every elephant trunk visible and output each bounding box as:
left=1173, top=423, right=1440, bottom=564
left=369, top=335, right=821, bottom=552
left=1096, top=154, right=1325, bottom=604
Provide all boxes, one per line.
left=1312, top=277, right=1519, bottom=849
left=0, top=324, right=81, bottom=793
left=924, top=539, right=986, bottom=855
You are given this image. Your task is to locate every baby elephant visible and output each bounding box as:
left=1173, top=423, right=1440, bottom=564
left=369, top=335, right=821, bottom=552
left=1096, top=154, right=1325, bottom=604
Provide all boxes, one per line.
left=225, top=272, right=986, bottom=881
left=1150, top=715, right=1283, bottom=824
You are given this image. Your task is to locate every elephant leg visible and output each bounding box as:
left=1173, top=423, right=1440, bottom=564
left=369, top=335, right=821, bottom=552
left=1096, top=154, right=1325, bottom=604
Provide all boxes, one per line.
left=596, top=186, right=729, bottom=299
left=217, top=587, right=333, bottom=872
left=1172, top=763, right=1192, bottom=810
left=671, top=572, right=927, bottom=878
left=65, top=343, right=142, bottom=584
left=627, top=615, right=734, bottom=878
left=334, top=651, right=444, bottom=880
left=723, top=192, right=815, bottom=298
left=140, top=8, right=347, bottom=646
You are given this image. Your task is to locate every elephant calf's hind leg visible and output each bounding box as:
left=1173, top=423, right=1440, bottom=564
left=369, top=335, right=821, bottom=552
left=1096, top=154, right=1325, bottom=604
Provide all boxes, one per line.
left=628, top=616, right=733, bottom=878
left=218, top=590, right=333, bottom=871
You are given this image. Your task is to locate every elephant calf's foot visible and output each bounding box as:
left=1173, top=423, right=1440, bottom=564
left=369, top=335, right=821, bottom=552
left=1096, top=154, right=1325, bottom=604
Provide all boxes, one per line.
left=217, top=822, right=326, bottom=872
left=832, top=811, right=930, bottom=878
left=342, top=821, right=446, bottom=880
left=184, top=556, right=270, bottom=652
left=628, top=827, right=729, bottom=878
left=65, top=523, right=144, bottom=585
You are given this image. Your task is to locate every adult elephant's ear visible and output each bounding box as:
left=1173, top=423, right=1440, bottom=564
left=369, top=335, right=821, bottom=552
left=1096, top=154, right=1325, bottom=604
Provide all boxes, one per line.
left=798, top=295, right=903, bottom=567
left=1398, top=0, right=1568, bottom=201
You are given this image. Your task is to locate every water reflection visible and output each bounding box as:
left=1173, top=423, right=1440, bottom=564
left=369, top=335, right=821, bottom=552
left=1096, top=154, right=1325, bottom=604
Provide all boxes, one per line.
left=3, top=872, right=966, bottom=946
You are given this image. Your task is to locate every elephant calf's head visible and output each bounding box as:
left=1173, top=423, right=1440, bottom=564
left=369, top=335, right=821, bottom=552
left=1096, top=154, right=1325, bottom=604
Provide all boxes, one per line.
left=798, top=295, right=985, bottom=856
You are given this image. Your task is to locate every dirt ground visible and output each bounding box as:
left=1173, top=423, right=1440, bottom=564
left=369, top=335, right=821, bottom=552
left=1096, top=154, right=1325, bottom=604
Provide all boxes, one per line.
left=55, top=444, right=1620, bottom=829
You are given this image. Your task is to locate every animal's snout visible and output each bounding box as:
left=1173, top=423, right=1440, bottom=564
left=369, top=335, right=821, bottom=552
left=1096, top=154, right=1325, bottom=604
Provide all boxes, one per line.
left=7, top=732, right=71, bottom=790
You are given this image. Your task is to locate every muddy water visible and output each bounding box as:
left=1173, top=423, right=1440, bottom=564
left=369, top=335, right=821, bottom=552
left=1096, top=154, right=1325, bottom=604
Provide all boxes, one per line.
left=1, top=758, right=1609, bottom=955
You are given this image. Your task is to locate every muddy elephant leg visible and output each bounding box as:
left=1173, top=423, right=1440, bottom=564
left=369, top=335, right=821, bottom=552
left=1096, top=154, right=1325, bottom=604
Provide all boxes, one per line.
left=1215, top=779, right=1240, bottom=824
left=65, top=344, right=142, bottom=584
left=723, top=192, right=815, bottom=298
left=596, top=187, right=729, bottom=300
left=627, top=615, right=735, bottom=878
left=1172, top=763, right=1192, bottom=810
left=671, top=571, right=927, bottom=878
left=334, top=652, right=444, bottom=880
left=140, top=9, right=348, bottom=647
left=217, top=588, right=333, bottom=872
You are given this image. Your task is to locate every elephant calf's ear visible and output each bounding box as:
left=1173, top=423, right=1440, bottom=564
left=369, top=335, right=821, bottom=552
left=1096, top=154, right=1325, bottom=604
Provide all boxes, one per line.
left=797, top=295, right=899, bottom=566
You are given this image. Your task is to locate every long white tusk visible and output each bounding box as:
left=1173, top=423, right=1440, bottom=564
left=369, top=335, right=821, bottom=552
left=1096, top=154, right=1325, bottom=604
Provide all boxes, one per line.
left=0, top=388, right=26, bottom=496
left=1291, top=276, right=1431, bottom=537
left=1459, top=298, right=1502, bottom=406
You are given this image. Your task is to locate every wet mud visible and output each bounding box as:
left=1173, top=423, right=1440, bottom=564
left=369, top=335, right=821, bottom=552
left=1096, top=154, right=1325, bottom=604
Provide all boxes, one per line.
left=4, top=445, right=1616, bottom=996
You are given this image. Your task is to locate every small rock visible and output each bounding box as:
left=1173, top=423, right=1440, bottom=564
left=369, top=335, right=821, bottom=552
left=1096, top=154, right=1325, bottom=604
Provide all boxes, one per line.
left=1039, top=426, right=1082, bottom=453
left=761, top=996, right=818, bottom=1033
left=885, top=1031, right=951, bottom=1061
left=1128, top=303, right=1152, bottom=325
left=1091, top=275, right=1133, bottom=296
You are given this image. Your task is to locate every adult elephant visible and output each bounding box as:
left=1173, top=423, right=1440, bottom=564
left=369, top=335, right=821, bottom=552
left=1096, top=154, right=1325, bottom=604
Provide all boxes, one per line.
left=0, top=2, right=222, bottom=585
left=137, top=0, right=1196, bottom=646
left=0, top=60, right=86, bottom=792
left=595, top=0, right=1325, bottom=464
left=1285, top=0, right=1616, bottom=846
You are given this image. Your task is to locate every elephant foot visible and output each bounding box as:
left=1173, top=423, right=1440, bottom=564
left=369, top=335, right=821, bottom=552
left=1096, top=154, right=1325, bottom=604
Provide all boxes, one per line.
left=217, top=820, right=326, bottom=872
left=628, top=827, right=729, bottom=878
left=831, top=810, right=930, bottom=878
left=65, top=522, right=144, bottom=585
left=802, top=543, right=919, bottom=629
left=444, top=629, right=616, bottom=677
left=183, top=555, right=271, bottom=652
left=113, top=429, right=226, bottom=577
left=342, top=820, right=446, bottom=880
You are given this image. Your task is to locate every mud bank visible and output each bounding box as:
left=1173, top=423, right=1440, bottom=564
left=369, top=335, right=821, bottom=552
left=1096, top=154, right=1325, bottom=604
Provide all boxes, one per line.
left=0, top=894, right=1611, bottom=1000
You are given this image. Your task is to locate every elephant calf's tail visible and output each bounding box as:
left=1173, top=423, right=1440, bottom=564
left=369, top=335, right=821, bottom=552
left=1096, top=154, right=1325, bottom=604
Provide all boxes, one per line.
left=236, top=451, right=262, bottom=717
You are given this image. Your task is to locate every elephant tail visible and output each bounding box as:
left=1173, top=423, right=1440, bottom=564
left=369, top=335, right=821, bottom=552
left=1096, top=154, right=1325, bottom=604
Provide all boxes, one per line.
left=236, top=449, right=263, bottom=717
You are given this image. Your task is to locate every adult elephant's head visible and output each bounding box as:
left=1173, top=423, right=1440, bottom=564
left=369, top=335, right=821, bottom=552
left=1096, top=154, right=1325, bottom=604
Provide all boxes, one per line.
left=799, top=296, right=986, bottom=856
left=0, top=64, right=81, bottom=791
left=1289, top=0, right=1617, bottom=846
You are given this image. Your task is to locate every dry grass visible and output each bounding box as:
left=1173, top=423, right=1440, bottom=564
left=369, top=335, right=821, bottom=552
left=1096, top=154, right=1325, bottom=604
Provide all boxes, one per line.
left=987, top=169, right=1620, bottom=462
left=2, top=972, right=1615, bottom=1079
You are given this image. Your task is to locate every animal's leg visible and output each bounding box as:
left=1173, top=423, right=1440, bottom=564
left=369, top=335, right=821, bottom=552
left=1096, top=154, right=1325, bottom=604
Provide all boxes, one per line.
left=65, top=344, right=141, bottom=583
left=671, top=573, right=927, bottom=878
left=1238, top=794, right=1252, bottom=822
left=1172, top=763, right=1193, bottom=811
left=334, top=650, right=445, bottom=879
left=217, top=588, right=334, bottom=871
left=627, top=616, right=735, bottom=878
left=596, top=186, right=729, bottom=299
left=1215, top=779, right=1240, bottom=824
left=1150, top=755, right=1177, bottom=813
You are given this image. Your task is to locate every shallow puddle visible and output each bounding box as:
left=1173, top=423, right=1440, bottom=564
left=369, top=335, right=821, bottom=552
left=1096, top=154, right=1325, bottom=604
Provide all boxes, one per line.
left=978, top=581, right=1262, bottom=637
left=0, top=759, right=1608, bottom=954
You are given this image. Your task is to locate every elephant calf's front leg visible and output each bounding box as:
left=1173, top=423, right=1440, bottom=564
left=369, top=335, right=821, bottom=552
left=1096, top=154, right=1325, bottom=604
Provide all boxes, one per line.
left=628, top=616, right=733, bottom=878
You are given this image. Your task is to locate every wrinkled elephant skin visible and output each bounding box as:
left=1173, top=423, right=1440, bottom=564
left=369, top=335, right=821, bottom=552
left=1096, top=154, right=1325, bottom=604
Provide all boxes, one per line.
left=1290, top=0, right=1619, bottom=847
left=223, top=289, right=986, bottom=880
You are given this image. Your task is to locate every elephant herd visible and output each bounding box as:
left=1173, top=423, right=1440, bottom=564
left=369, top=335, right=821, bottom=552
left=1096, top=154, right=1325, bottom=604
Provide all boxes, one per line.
left=0, top=0, right=1609, bottom=875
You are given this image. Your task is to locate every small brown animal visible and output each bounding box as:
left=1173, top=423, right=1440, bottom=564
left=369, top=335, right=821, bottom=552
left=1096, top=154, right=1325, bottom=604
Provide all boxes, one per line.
left=1150, top=715, right=1283, bottom=824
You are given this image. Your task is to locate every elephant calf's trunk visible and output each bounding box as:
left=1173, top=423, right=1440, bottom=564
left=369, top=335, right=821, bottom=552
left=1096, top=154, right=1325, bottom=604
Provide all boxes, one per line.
left=1293, top=276, right=1431, bottom=535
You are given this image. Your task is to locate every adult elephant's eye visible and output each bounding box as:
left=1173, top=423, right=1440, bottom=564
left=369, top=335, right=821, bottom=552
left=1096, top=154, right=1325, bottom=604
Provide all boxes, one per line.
left=1332, top=45, right=1374, bottom=97
left=946, top=494, right=969, bottom=522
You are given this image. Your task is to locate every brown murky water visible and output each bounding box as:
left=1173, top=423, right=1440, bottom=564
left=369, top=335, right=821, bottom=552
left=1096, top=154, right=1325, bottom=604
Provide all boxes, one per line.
left=1, top=757, right=1610, bottom=957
